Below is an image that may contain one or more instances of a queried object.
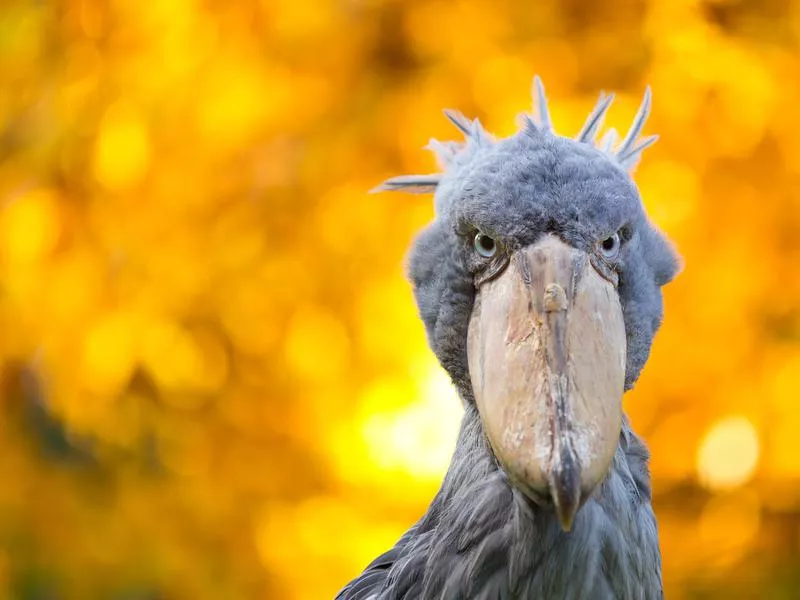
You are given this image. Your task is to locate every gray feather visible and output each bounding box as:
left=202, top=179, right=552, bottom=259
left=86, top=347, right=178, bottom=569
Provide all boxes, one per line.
left=425, top=138, right=463, bottom=168
left=599, top=128, right=618, bottom=153
left=338, top=406, right=663, bottom=599
left=617, top=134, right=659, bottom=169
left=532, top=75, right=552, bottom=132
left=576, top=92, right=615, bottom=144
left=617, top=86, right=652, bottom=156
left=370, top=174, right=440, bottom=194
left=443, top=109, right=473, bottom=137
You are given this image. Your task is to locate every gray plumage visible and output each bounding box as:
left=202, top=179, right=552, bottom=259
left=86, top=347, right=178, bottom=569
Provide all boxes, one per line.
left=532, top=76, right=552, bottom=132
left=339, top=77, right=679, bottom=600
left=576, top=92, right=614, bottom=144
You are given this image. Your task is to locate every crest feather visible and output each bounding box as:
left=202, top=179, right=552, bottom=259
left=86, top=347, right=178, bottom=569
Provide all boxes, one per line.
left=599, top=128, right=618, bottom=152
left=618, top=86, right=652, bottom=156
left=576, top=93, right=615, bottom=144
left=370, top=76, right=657, bottom=194
left=443, top=109, right=473, bottom=137
left=370, top=174, right=441, bottom=194
left=532, top=75, right=552, bottom=132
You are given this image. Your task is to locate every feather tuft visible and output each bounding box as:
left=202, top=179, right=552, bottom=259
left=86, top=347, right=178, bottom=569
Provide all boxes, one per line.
left=370, top=174, right=441, bottom=194
left=617, top=86, right=652, bottom=156
left=576, top=92, right=615, bottom=144
left=370, top=77, right=658, bottom=197
left=599, top=128, right=618, bottom=153
left=443, top=109, right=473, bottom=137
left=532, top=76, right=552, bottom=132
left=425, top=138, right=463, bottom=168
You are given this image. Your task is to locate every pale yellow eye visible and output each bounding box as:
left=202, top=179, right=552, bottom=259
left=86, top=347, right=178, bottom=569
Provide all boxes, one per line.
left=599, top=232, right=621, bottom=259
left=474, top=232, right=497, bottom=258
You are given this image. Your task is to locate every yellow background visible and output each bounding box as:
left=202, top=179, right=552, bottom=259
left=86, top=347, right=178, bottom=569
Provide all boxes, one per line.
left=0, top=0, right=799, bottom=598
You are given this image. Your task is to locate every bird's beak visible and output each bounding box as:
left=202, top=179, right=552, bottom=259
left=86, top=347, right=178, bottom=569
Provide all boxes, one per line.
left=467, top=235, right=625, bottom=532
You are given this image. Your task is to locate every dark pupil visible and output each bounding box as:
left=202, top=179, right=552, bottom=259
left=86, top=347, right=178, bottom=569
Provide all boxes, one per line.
left=479, top=236, right=494, bottom=252
left=602, top=237, right=616, bottom=251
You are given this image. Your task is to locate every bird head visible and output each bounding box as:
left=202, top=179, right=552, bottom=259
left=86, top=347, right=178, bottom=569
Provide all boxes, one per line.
left=373, top=78, right=680, bottom=532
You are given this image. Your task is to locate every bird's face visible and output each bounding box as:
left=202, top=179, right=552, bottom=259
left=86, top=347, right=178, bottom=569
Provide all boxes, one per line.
left=383, top=83, right=679, bottom=531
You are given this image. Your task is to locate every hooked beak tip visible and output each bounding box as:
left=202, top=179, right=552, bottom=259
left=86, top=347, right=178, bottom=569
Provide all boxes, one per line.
left=550, top=456, right=582, bottom=532
left=555, top=501, right=579, bottom=533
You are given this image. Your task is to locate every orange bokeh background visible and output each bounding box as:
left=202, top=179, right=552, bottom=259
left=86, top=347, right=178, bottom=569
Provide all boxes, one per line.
left=1, top=0, right=799, bottom=598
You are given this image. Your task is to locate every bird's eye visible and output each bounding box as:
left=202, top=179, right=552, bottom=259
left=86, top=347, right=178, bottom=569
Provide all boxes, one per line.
left=599, top=233, right=621, bottom=259
left=473, top=232, right=497, bottom=258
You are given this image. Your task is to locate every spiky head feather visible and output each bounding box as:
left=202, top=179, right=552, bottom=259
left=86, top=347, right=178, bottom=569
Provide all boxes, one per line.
left=373, top=76, right=657, bottom=196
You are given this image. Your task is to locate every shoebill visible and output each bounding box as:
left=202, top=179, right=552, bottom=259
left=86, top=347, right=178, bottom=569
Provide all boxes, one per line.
left=337, top=76, right=680, bottom=600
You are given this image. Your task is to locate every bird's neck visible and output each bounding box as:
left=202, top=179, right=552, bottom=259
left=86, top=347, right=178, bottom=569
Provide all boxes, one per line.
left=409, top=403, right=663, bottom=599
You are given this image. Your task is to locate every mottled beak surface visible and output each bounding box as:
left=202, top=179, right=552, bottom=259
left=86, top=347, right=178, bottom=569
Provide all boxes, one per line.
left=467, top=235, right=626, bottom=531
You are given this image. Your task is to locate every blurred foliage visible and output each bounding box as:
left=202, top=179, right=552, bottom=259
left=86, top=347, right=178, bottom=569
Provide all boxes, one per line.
left=1, top=0, right=800, bottom=598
